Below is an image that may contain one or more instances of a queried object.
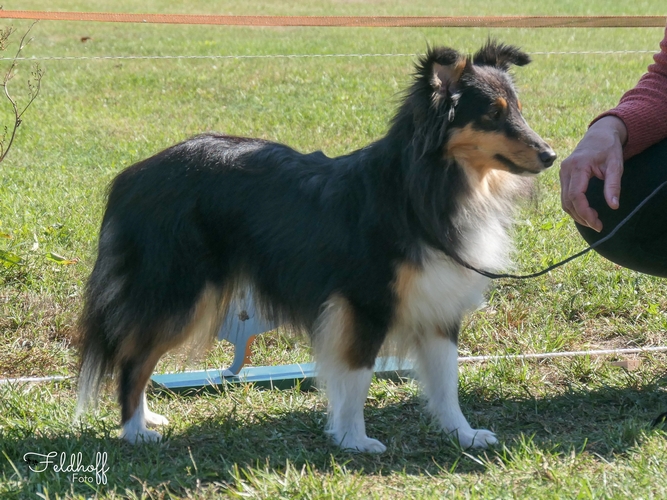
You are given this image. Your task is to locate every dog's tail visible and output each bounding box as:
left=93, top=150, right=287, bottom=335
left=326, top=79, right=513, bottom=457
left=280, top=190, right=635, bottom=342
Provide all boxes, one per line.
left=75, top=229, right=127, bottom=417
left=76, top=322, right=110, bottom=418
left=76, top=143, right=244, bottom=420
left=76, top=212, right=234, bottom=420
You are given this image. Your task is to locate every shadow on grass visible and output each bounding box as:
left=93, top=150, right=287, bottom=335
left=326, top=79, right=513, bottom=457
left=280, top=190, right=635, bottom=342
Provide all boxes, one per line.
left=1, top=374, right=666, bottom=497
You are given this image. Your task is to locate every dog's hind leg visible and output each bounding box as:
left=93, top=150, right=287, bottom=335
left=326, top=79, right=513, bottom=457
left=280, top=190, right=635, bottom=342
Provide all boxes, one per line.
left=119, top=349, right=167, bottom=443
left=118, top=285, right=227, bottom=443
left=315, top=295, right=388, bottom=453
left=116, top=284, right=227, bottom=443
left=120, top=391, right=169, bottom=443
left=414, top=323, right=497, bottom=449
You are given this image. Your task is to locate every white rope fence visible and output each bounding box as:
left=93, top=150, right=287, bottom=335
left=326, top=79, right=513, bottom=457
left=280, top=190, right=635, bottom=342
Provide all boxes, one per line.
left=458, top=346, right=667, bottom=363
left=1, top=346, right=666, bottom=385
left=2, top=49, right=657, bottom=62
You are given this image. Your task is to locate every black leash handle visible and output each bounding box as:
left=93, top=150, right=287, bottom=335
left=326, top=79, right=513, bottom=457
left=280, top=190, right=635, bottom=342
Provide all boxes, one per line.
left=456, top=180, right=667, bottom=280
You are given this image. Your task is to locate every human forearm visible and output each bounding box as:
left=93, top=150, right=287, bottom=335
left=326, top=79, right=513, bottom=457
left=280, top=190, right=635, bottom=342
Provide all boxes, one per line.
left=591, top=27, right=667, bottom=159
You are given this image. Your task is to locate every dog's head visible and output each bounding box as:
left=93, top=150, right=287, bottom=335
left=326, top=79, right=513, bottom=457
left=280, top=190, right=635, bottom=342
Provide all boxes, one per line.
left=409, top=40, right=556, bottom=176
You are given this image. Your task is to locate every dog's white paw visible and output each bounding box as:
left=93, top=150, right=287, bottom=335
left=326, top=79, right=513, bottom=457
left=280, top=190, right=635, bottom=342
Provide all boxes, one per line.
left=336, top=435, right=387, bottom=453
left=455, top=428, right=497, bottom=449
left=144, top=410, right=169, bottom=427
left=121, top=427, right=163, bottom=444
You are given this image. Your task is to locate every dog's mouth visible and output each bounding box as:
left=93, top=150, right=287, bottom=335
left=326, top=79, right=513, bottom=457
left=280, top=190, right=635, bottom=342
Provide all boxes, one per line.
left=493, top=154, right=526, bottom=174
left=493, top=151, right=553, bottom=175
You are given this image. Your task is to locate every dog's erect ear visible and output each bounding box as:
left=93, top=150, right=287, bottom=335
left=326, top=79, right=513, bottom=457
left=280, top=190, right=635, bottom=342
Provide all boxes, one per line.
left=431, top=59, right=467, bottom=98
left=409, top=48, right=469, bottom=156
left=419, top=47, right=469, bottom=99
left=472, top=40, right=531, bottom=71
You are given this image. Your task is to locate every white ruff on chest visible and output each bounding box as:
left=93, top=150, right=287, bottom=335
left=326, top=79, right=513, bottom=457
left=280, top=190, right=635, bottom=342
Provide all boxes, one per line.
left=390, top=203, right=515, bottom=339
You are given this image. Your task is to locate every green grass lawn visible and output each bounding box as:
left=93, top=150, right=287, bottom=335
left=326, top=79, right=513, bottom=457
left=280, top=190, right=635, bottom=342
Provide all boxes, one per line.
left=1, top=0, right=666, bottom=498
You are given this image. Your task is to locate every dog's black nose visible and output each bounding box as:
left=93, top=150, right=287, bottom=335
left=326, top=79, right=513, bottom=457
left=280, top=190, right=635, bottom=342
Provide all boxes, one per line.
left=539, top=150, right=557, bottom=168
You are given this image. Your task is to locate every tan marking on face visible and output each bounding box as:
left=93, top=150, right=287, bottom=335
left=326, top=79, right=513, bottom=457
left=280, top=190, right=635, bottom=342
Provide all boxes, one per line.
left=495, top=97, right=508, bottom=112
left=484, top=168, right=522, bottom=196
left=445, top=124, right=543, bottom=179
left=517, top=99, right=522, bottom=112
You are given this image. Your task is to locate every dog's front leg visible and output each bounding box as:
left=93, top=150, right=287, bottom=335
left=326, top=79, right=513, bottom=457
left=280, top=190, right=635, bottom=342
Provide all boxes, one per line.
left=414, top=325, right=497, bottom=449
left=314, top=296, right=387, bottom=453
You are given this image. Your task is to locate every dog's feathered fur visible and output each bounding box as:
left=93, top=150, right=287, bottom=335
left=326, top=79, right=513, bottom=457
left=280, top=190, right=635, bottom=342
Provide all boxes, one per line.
left=77, top=41, right=555, bottom=451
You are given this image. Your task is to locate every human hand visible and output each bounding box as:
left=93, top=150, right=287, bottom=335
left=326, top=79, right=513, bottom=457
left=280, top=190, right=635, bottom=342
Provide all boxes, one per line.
left=559, top=115, right=628, bottom=232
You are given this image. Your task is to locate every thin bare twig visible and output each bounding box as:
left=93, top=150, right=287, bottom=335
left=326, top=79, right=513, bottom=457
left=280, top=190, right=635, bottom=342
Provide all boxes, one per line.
left=0, top=21, right=42, bottom=163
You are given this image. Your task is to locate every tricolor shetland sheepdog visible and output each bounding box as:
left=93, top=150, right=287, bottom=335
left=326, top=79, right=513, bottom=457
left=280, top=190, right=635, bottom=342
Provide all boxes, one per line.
left=77, top=41, right=556, bottom=452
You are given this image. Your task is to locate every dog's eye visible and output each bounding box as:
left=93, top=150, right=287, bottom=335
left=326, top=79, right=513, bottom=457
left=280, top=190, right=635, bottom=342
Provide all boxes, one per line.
left=485, top=106, right=504, bottom=123
left=485, top=96, right=508, bottom=124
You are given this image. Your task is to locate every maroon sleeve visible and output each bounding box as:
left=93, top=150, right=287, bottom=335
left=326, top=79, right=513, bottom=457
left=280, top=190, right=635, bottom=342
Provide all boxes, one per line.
left=591, top=26, right=667, bottom=160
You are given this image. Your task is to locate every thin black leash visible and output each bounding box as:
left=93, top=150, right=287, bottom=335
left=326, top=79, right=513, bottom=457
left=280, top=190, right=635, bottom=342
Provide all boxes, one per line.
left=453, top=180, right=667, bottom=280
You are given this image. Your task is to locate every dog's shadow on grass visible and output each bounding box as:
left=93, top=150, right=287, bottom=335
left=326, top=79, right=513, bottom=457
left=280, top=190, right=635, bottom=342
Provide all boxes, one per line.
left=3, top=374, right=666, bottom=496
left=145, top=373, right=667, bottom=482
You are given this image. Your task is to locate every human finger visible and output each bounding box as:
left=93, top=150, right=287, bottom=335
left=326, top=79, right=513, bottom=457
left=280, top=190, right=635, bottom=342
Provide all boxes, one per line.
left=568, top=167, right=602, bottom=232
left=602, top=149, right=624, bottom=210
